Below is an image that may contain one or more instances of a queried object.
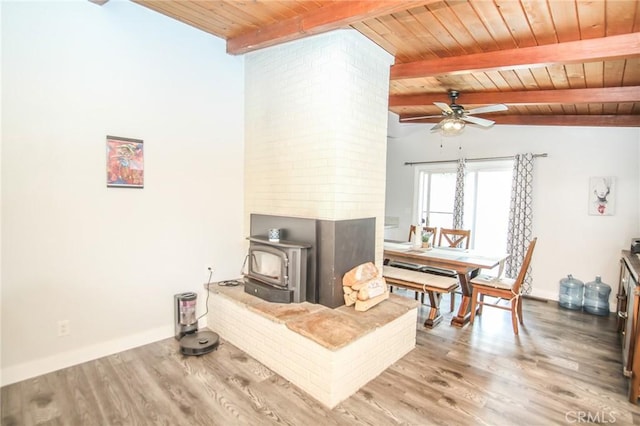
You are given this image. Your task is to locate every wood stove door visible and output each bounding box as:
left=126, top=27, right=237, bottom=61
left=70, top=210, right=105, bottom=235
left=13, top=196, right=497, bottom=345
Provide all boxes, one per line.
left=246, top=244, right=288, bottom=289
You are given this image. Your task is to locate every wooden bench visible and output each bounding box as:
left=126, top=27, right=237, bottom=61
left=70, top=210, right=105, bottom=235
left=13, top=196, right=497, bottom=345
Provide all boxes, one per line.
left=383, top=265, right=458, bottom=328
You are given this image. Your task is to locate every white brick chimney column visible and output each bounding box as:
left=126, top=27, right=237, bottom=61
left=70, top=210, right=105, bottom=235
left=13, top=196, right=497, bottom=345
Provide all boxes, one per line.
left=245, top=29, right=393, bottom=265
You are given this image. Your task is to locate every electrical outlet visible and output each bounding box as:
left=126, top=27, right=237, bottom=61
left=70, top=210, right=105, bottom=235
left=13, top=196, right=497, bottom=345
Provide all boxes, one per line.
left=57, top=320, right=70, bottom=337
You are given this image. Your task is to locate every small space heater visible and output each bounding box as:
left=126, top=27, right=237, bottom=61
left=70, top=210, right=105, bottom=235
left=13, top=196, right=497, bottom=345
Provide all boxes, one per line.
left=174, top=290, right=219, bottom=356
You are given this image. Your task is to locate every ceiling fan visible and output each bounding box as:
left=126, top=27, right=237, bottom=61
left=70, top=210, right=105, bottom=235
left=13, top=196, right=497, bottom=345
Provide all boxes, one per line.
left=401, top=90, right=508, bottom=135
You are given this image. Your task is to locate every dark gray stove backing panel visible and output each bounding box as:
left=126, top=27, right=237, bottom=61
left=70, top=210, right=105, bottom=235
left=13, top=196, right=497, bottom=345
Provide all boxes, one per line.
left=317, top=218, right=376, bottom=308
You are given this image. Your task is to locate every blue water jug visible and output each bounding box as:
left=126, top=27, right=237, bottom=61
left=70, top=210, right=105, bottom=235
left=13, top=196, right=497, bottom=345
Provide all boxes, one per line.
left=583, top=276, right=611, bottom=316
left=558, top=274, right=584, bottom=310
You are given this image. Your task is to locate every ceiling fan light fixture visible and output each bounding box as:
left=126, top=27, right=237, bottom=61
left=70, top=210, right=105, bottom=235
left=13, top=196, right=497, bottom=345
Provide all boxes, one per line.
left=440, top=118, right=465, bottom=136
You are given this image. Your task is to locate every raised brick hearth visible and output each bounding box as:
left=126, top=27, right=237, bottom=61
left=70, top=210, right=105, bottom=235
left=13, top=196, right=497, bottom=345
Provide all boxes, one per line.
left=207, top=283, right=417, bottom=408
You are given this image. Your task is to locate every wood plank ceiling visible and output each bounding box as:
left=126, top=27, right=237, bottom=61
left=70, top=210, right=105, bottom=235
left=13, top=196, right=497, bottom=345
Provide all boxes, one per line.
left=131, top=0, right=640, bottom=127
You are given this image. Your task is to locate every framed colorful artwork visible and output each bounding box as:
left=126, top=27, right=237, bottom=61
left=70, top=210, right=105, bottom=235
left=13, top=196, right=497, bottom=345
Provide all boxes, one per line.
left=588, top=176, right=615, bottom=216
left=106, top=135, right=144, bottom=188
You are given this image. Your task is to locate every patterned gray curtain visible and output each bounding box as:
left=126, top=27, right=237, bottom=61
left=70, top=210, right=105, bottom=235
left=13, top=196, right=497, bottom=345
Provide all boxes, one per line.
left=506, top=153, right=535, bottom=294
left=452, top=158, right=465, bottom=229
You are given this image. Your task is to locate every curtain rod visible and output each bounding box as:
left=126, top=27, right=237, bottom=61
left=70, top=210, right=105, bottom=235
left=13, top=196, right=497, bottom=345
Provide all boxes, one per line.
left=404, top=153, right=548, bottom=166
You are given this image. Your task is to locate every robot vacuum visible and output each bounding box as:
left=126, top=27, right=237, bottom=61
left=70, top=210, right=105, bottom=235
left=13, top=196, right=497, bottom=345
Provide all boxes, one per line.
left=174, top=291, right=219, bottom=356
left=179, top=330, right=219, bottom=356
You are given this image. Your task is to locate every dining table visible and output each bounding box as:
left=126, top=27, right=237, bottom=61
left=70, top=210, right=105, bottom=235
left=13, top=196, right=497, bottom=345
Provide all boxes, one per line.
left=383, top=240, right=510, bottom=327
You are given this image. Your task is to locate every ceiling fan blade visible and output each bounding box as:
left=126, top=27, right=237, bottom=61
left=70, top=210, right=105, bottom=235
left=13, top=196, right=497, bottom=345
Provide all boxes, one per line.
left=430, top=121, right=445, bottom=132
left=462, top=115, right=495, bottom=127
left=400, top=115, right=444, bottom=122
left=434, top=102, right=453, bottom=113
left=466, top=104, right=508, bottom=115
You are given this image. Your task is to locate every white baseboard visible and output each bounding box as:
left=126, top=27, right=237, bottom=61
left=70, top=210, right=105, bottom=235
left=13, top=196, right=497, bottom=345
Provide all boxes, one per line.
left=1, top=325, right=173, bottom=387
left=529, top=289, right=558, bottom=302
left=526, top=289, right=616, bottom=313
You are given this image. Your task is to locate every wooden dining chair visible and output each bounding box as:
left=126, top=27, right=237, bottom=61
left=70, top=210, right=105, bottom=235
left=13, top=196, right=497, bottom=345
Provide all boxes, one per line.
left=438, top=228, right=471, bottom=249
left=435, top=228, right=471, bottom=312
left=470, top=237, right=537, bottom=335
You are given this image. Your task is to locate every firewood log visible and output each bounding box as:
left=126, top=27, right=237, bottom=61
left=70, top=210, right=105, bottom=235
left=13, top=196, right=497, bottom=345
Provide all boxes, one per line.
left=355, top=277, right=387, bottom=300
left=344, top=290, right=358, bottom=306
left=355, top=290, right=389, bottom=312
left=351, top=276, right=385, bottom=292
left=342, top=262, right=379, bottom=288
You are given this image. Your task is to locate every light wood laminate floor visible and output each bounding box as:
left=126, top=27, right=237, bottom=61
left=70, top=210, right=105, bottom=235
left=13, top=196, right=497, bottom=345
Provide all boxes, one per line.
left=3, top=292, right=640, bottom=425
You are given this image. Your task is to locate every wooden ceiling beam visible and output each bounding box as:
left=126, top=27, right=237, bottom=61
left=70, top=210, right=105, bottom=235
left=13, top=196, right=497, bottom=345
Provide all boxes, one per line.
left=399, top=115, right=640, bottom=127
left=497, top=115, right=640, bottom=127
left=390, top=87, right=640, bottom=107
left=391, top=32, right=640, bottom=80
left=227, top=1, right=439, bottom=55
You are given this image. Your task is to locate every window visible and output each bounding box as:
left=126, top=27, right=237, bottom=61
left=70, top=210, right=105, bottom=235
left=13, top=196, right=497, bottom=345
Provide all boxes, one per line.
left=415, top=160, right=513, bottom=254
left=416, top=168, right=456, bottom=230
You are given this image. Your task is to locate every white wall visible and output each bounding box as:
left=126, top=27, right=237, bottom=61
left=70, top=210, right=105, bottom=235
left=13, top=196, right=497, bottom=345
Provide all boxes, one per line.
left=386, top=113, right=640, bottom=306
left=1, top=0, right=245, bottom=385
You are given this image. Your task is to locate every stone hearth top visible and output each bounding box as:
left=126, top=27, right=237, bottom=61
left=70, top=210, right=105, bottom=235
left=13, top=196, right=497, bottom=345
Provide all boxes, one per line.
left=207, top=282, right=418, bottom=351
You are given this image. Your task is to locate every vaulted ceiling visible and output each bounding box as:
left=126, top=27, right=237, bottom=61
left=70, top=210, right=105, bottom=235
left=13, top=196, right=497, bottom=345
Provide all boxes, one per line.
left=129, top=0, right=640, bottom=127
